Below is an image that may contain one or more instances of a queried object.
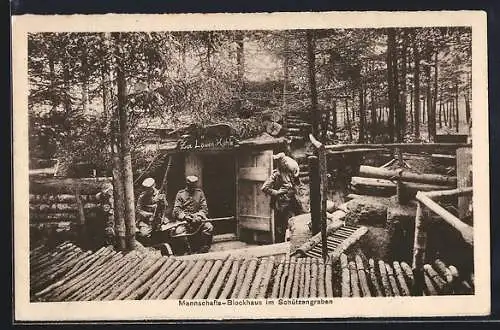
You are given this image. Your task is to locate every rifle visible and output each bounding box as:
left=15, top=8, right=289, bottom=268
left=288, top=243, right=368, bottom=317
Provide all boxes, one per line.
left=151, top=155, right=173, bottom=230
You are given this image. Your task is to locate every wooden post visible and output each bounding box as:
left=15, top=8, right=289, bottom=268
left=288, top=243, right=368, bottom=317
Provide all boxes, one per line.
left=456, top=147, right=472, bottom=223
left=309, top=134, right=329, bottom=261
left=318, top=145, right=328, bottom=261
left=308, top=156, right=320, bottom=236
left=411, top=201, right=426, bottom=296
left=74, top=185, right=86, bottom=247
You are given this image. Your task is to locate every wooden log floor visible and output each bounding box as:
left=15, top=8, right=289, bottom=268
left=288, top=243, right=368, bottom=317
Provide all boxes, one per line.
left=29, top=241, right=474, bottom=302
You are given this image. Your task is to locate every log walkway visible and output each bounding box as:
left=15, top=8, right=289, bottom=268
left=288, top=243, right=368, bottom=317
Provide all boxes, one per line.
left=30, top=241, right=473, bottom=302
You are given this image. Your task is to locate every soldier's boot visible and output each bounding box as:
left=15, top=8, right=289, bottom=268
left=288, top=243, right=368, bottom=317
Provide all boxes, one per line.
left=197, top=222, right=214, bottom=253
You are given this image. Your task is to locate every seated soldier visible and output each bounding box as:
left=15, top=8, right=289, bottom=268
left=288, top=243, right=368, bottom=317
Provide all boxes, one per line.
left=171, top=176, right=213, bottom=254
left=135, top=177, right=167, bottom=246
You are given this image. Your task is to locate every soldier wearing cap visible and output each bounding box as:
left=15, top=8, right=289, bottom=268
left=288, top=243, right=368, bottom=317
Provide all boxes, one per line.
left=261, top=152, right=303, bottom=243
left=172, top=175, right=213, bottom=254
left=136, top=177, right=167, bottom=244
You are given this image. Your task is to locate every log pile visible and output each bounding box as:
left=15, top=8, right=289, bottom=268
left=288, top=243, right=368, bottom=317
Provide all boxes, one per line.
left=351, top=165, right=456, bottom=198
left=30, top=242, right=474, bottom=302
left=338, top=252, right=474, bottom=297
left=29, top=177, right=112, bottom=224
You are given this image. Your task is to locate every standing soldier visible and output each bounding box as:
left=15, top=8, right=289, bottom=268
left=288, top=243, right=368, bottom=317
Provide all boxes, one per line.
left=261, top=152, right=303, bottom=243
left=135, top=177, right=168, bottom=246
left=172, top=176, right=213, bottom=254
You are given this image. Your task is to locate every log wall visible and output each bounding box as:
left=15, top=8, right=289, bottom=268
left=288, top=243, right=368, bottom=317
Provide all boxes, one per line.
left=29, top=177, right=114, bottom=246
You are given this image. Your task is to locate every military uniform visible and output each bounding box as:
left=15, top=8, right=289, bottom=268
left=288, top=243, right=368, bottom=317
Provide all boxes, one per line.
left=136, top=185, right=167, bottom=245
left=172, top=187, right=213, bottom=254
left=261, top=154, right=303, bottom=243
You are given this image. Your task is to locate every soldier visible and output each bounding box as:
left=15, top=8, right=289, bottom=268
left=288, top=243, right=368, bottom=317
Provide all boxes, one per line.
left=136, top=177, right=168, bottom=246
left=172, top=176, right=213, bottom=254
left=261, top=152, right=303, bottom=243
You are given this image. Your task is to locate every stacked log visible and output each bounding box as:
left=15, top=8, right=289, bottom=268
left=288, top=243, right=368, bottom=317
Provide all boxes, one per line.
left=31, top=242, right=474, bottom=302
left=352, top=165, right=456, bottom=198
left=336, top=253, right=473, bottom=297
left=30, top=177, right=113, bottom=195
left=29, top=177, right=112, bottom=224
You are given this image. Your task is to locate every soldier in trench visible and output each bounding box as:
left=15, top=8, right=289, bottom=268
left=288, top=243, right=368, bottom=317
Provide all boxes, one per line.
left=135, top=177, right=168, bottom=246
left=261, top=152, right=303, bottom=243
left=171, top=176, right=214, bottom=254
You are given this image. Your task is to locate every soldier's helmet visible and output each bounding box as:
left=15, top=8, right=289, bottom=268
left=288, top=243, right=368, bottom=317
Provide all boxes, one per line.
left=142, top=177, right=155, bottom=188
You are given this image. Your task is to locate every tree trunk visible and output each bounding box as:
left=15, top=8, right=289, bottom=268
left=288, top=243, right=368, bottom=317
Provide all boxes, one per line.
left=236, top=31, right=245, bottom=113
left=443, top=99, right=447, bottom=126
left=111, top=122, right=127, bottom=251
left=425, top=43, right=435, bottom=141
left=358, top=75, right=366, bottom=143
left=103, top=32, right=126, bottom=251
left=206, top=32, right=212, bottom=67
left=413, top=32, right=421, bottom=139
left=464, top=94, right=471, bottom=126
left=448, top=100, right=453, bottom=127
left=455, top=84, right=460, bottom=132
left=81, top=45, right=89, bottom=113
left=321, top=105, right=329, bottom=141
left=438, top=96, right=443, bottom=129
left=387, top=29, right=396, bottom=142
left=431, top=49, right=439, bottom=138
left=422, top=96, right=426, bottom=124
left=48, top=55, right=57, bottom=112
left=306, top=30, right=320, bottom=139
left=370, top=90, right=377, bottom=142
left=345, top=98, right=353, bottom=141
left=393, top=34, right=401, bottom=142
left=113, top=32, right=137, bottom=251
left=332, top=100, right=337, bottom=139
left=62, top=58, right=72, bottom=116
left=409, top=84, right=413, bottom=133
left=282, top=33, right=289, bottom=109
left=400, top=31, right=408, bottom=139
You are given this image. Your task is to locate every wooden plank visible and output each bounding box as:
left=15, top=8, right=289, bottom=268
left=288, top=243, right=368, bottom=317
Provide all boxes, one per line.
left=212, top=233, right=238, bottom=243
left=237, top=149, right=274, bottom=242
left=238, top=167, right=268, bottom=181
left=239, top=216, right=272, bottom=232
left=177, top=243, right=290, bottom=261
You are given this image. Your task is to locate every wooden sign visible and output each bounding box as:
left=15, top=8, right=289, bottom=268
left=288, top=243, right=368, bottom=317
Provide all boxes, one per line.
left=176, top=123, right=239, bottom=151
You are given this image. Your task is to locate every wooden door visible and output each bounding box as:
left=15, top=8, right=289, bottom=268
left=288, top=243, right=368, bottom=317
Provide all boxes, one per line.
left=236, top=149, right=275, bottom=244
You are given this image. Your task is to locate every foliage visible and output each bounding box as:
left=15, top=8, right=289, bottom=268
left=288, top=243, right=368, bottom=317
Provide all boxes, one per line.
left=28, top=28, right=472, bottom=174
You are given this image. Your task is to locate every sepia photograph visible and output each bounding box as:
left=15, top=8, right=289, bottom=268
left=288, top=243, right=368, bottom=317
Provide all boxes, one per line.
left=12, top=11, right=489, bottom=320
